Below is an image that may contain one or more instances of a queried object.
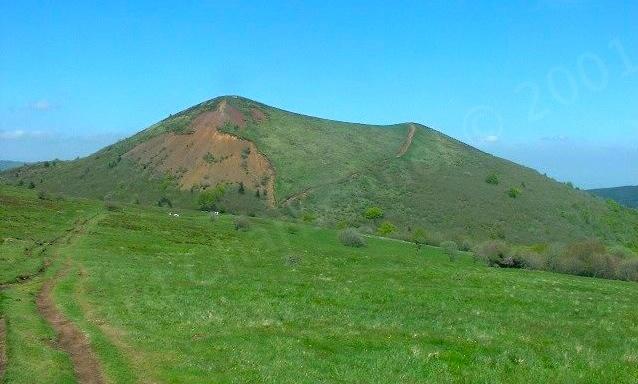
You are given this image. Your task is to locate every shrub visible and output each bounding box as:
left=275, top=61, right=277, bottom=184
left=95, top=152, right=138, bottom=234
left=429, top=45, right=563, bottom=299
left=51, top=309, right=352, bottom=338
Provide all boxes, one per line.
left=485, top=173, right=499, bottom=185
left=549, top=239, right=626, bottom=279
left=411, top=227, right=428, bottom=245
left=203, top=152, right=215, bottom=164
left=512, top=249, right=546, bottom=270
left=198, top=184, right=226, bottom=211
left=473, top=240, right=516, bottom=267
left=441, top=241, right=459, bottom=261
left=507, top=187, right=521, bottom=198
left=157, top=196, right=172, bottom=208
left=557, top=239, right=607, bottom=277
left=28, top=181, right=36, bottom=189
left=301, top=211, right=316, bottom=223
left=377, top=221, right=397, bottom=236
left=234, top=216, right=250, bottom=231
left=364, top=207, right=384, bottom=220
left=619, top=259, right=638, bottom=281
left=339, top=228, right=366, bottom=248
left=458, top=238, right=473, bottom=252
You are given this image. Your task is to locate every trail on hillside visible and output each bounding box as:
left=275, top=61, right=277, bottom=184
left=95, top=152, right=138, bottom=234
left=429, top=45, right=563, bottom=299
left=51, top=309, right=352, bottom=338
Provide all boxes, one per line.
left=34, top=215, right=106, bottom=384
left=396, top=124, right=416, bottom=157
left=0, top=215, right=104, bottom=384
left=0, top=221, right=88, bottom=288
left=37, top=265, right=106, bottom=384
left=282, top=124, right=417, bottom=206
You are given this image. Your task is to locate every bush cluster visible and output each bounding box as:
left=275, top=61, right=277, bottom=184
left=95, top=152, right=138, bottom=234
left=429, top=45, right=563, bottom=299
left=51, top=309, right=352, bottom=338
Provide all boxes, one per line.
left=364, top=207, right=384, bottom=220
left=474, top=239, right=638, bottom=281
left=339, top=228, right=366, bottom=248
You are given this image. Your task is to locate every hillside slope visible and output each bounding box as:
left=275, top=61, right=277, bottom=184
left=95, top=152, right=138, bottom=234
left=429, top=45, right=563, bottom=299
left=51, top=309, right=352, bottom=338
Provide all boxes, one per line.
left=2, top=96, right=637, bottom=246
left=2, top=184, right=638, bottom=383
left=590, top=186, right=638, bottom=208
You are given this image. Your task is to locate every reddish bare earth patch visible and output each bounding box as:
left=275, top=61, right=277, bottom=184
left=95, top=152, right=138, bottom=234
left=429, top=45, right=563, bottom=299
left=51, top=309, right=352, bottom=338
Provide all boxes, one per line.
left=125, top=100, right=276, bottom=206
left=37, top=267, right=106, bottom=384
left=250, top=107, right=267, bottom=123
left=396, top=124, right=416, bottom=157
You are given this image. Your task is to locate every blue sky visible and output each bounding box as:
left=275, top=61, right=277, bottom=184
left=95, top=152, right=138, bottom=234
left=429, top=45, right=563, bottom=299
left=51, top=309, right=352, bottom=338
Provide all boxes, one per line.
left=1, top=0, right=636, bottom=188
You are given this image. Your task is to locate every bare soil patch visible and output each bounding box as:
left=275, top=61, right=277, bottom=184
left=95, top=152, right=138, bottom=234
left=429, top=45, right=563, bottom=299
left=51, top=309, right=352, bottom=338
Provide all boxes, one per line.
left=396, top=124, right=416, bottom=157
left=125, top=100, right=276, bottom=206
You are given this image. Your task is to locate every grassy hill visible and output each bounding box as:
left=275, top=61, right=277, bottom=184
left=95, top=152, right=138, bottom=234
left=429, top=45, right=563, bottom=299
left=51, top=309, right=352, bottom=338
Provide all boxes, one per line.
left=2, top=184, right=638, bottom=383
left=0, top=161, right=24, bottom=172
left=589, top=186, right=638, bottom=209
left=2, top=96, right=637, bottom=247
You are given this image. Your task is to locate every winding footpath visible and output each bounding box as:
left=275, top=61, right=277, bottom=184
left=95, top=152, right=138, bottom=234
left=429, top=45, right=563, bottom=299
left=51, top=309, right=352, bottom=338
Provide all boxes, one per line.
left=37, top=266, right=106, bottom=384
left=36, top=215, right=106, bottom=384
left=1, top=214, right=106, bottom=384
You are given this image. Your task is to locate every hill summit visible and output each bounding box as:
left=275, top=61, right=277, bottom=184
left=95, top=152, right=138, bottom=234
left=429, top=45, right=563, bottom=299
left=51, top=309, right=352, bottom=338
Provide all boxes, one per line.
left=3, top=96, right=637, bottom=246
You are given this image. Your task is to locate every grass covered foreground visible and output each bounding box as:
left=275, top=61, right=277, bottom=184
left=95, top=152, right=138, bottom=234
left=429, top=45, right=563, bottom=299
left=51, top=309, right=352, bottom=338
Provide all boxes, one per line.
left=2, top=184, right=638, bottom=383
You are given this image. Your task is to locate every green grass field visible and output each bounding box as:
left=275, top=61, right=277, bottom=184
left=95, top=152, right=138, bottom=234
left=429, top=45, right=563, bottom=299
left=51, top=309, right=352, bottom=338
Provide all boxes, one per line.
left=2, top=184, right=638, bottom=383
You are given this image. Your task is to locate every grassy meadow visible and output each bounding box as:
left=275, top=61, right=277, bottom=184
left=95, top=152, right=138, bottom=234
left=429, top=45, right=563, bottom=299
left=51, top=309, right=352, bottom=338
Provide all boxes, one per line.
left=2, top=184, right=638, bottom=383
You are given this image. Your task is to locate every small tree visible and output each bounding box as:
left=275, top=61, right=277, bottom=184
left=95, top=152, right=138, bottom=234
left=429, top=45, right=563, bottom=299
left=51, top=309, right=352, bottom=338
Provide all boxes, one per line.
left=411, top=227, right=427, bottom=252
left=238, top=182, right=245, bottom=194
left=364, top=207, right=384, bottom=220
left=377, top=221, right=397, bottom=236
left=507, top=187, right=521, bottom=198
left=485, top=173, right=499, bottom=185
left=157, top=196, right=172, bottom=208
left=198, top=184, right=226, bottom=211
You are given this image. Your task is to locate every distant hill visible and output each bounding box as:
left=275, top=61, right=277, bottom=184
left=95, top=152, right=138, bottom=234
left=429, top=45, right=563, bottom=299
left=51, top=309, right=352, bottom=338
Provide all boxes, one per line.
left=589, top=186, right=638, bottom=208
left=2, top=96, right=637, bottom=246
left=0, top=160, right=24, bottom=171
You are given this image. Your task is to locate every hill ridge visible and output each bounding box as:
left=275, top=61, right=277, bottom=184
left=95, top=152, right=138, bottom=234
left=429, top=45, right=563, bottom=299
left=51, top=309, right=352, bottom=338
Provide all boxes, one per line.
left=2, top=96, right=637, bottom=247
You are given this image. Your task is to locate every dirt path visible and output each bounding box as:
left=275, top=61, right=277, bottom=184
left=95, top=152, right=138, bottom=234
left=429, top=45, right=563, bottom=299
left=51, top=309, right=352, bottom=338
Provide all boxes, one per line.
left=34, top=214, right=106, bottom=384
left=396, top=124, right=416, bottom=157
left=37, top=266, right=106, bottom=384
left=0, top=317, right=6, bottom=381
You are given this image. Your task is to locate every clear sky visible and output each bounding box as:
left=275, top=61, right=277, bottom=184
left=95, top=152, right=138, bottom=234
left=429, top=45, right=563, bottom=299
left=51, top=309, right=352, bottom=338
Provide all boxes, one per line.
left=1, top=1, right=636, bottom=188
